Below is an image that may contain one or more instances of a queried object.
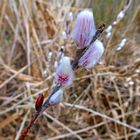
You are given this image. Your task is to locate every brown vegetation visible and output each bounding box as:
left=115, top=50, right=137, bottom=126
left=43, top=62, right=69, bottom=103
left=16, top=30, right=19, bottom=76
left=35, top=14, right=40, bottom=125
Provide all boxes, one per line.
left=0, top=0, right=140, bottom=140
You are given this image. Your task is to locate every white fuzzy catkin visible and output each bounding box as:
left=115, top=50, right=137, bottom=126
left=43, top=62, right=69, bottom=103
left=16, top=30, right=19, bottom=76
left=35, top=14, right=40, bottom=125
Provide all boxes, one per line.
left=116, top=38, right=127, bottom=51
left=71, top=9, right=96, bottom=48
left=117, top=11, right=125, bottom=21
left=105, top=32, right=111, bottom=40
left=79, top=40, right=104, bottom=69
left=66, top=11, right=73, bottom=22
left=105, top=25, right=112, bottom=33
left=49, top=89, right=63, bottom=105
left=55, top=56, right=75, bottom=87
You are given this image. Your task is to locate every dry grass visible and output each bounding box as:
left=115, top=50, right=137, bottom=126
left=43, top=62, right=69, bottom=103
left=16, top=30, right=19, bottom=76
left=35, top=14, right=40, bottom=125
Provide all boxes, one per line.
left=0, top=0, right=140, bottom=140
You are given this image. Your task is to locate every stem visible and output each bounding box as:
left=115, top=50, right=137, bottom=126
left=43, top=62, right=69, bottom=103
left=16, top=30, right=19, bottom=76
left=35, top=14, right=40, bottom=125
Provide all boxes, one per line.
left=19, top=23, right=105, bottom=139
left=19, top=84, right=61, bottom=139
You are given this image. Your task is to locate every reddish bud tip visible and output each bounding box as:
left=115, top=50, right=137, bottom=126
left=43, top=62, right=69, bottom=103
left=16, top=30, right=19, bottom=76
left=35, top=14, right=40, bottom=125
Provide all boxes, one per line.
left=19, top=136, right=25, bottom=140
left=35, top=94, right=44, bottom=111
left=22, top=128, right=28, bottom=136
left=19, top=129, right=28, bottom=140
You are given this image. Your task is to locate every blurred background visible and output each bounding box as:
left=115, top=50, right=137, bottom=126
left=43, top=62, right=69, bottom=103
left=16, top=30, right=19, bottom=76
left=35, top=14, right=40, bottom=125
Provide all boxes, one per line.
left=0, top=0, right=140, bottom=139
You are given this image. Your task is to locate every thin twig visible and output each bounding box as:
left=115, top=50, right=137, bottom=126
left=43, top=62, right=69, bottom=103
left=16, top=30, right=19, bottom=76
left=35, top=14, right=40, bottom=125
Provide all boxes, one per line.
left=0, top=87, right=49, bottom=116
left=19, top=23, right=106, bottom=139
left=15, top=109, right=30, bottom=140
left=64, top=102, right=140, bottom=134
left=43, top=112, right=83, bottom=140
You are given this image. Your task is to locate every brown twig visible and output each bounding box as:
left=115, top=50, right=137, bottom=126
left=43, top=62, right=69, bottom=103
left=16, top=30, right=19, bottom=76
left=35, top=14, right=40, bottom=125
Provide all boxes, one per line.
left=19, top=23, right=106, bottom=139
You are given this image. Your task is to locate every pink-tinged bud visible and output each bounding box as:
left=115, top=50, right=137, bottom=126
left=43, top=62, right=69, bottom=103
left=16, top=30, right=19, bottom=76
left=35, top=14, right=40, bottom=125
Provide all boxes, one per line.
left=79, top=40, right=104, bottom=69
left=71, top=10, right=96, bottom=48
left=55, top=57, right=75, bottom=87
left=49, top=89, right=63, bottom=105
